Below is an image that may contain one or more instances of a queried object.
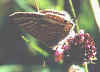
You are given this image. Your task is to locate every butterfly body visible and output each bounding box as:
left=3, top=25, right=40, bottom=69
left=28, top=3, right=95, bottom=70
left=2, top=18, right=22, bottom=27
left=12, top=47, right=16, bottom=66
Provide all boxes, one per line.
left=9, top=10, right=74, bottom=48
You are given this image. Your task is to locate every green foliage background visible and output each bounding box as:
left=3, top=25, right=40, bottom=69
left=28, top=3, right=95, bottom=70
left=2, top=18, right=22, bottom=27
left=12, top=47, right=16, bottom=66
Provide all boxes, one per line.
left=0, top=0, right=100, bottom=72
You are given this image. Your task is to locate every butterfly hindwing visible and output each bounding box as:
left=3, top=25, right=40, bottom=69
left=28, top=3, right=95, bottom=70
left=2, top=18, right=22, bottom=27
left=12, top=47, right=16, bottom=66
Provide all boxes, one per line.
left=9, top=12, right=70, bottom=48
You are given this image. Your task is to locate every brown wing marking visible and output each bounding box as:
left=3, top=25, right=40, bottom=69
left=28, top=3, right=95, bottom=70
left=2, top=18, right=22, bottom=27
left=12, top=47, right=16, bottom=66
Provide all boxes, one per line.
left=9, top=12, right=70, bottom=47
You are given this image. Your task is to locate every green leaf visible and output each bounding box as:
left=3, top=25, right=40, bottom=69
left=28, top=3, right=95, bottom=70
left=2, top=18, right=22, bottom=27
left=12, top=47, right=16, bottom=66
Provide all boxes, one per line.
left=79, top=0, right=95, bottom=32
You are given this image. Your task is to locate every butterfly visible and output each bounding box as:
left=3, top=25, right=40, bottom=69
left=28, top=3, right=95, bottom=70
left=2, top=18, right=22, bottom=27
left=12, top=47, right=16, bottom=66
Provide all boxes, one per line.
left=8, top=10, right=75, bottom=49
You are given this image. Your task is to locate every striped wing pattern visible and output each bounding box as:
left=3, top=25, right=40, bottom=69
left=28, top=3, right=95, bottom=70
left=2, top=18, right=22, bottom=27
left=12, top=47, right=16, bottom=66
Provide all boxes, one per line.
left=9, top=12, right=69, bottom=47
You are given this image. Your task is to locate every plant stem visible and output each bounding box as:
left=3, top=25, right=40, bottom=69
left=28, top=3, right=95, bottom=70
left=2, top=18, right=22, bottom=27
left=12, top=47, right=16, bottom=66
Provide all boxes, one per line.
left=34, top=0, right=39, bottom=11
left=69, top=0, right=80, bottom=33
left=83, top=62, right=88, bottom=72
left=90, top=0, right=100, bottom=32
left=69, top=0, right=76, bottom=18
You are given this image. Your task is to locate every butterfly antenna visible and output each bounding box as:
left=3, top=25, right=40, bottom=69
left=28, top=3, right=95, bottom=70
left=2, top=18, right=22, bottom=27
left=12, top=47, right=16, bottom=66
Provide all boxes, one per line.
left=34, top=0, right=40, bottom=12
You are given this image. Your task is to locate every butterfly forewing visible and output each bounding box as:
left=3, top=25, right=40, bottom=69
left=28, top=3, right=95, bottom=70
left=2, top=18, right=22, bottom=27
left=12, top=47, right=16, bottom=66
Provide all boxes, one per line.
left=9, top=12, right=72, bottom=48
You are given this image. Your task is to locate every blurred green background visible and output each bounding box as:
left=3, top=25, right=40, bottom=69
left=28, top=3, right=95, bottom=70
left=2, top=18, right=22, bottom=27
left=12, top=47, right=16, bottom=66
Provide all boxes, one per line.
left=0, top=0, right=100, bottom=72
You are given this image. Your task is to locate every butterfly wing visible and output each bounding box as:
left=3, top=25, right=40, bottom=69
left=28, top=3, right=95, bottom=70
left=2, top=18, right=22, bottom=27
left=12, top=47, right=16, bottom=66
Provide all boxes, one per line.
left=9, top=12, right=71, bottom=48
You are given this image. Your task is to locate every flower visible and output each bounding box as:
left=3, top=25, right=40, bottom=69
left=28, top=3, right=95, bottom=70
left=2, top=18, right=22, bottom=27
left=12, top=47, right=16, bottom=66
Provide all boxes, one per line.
left=54, top=30, right=97, bottom=64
